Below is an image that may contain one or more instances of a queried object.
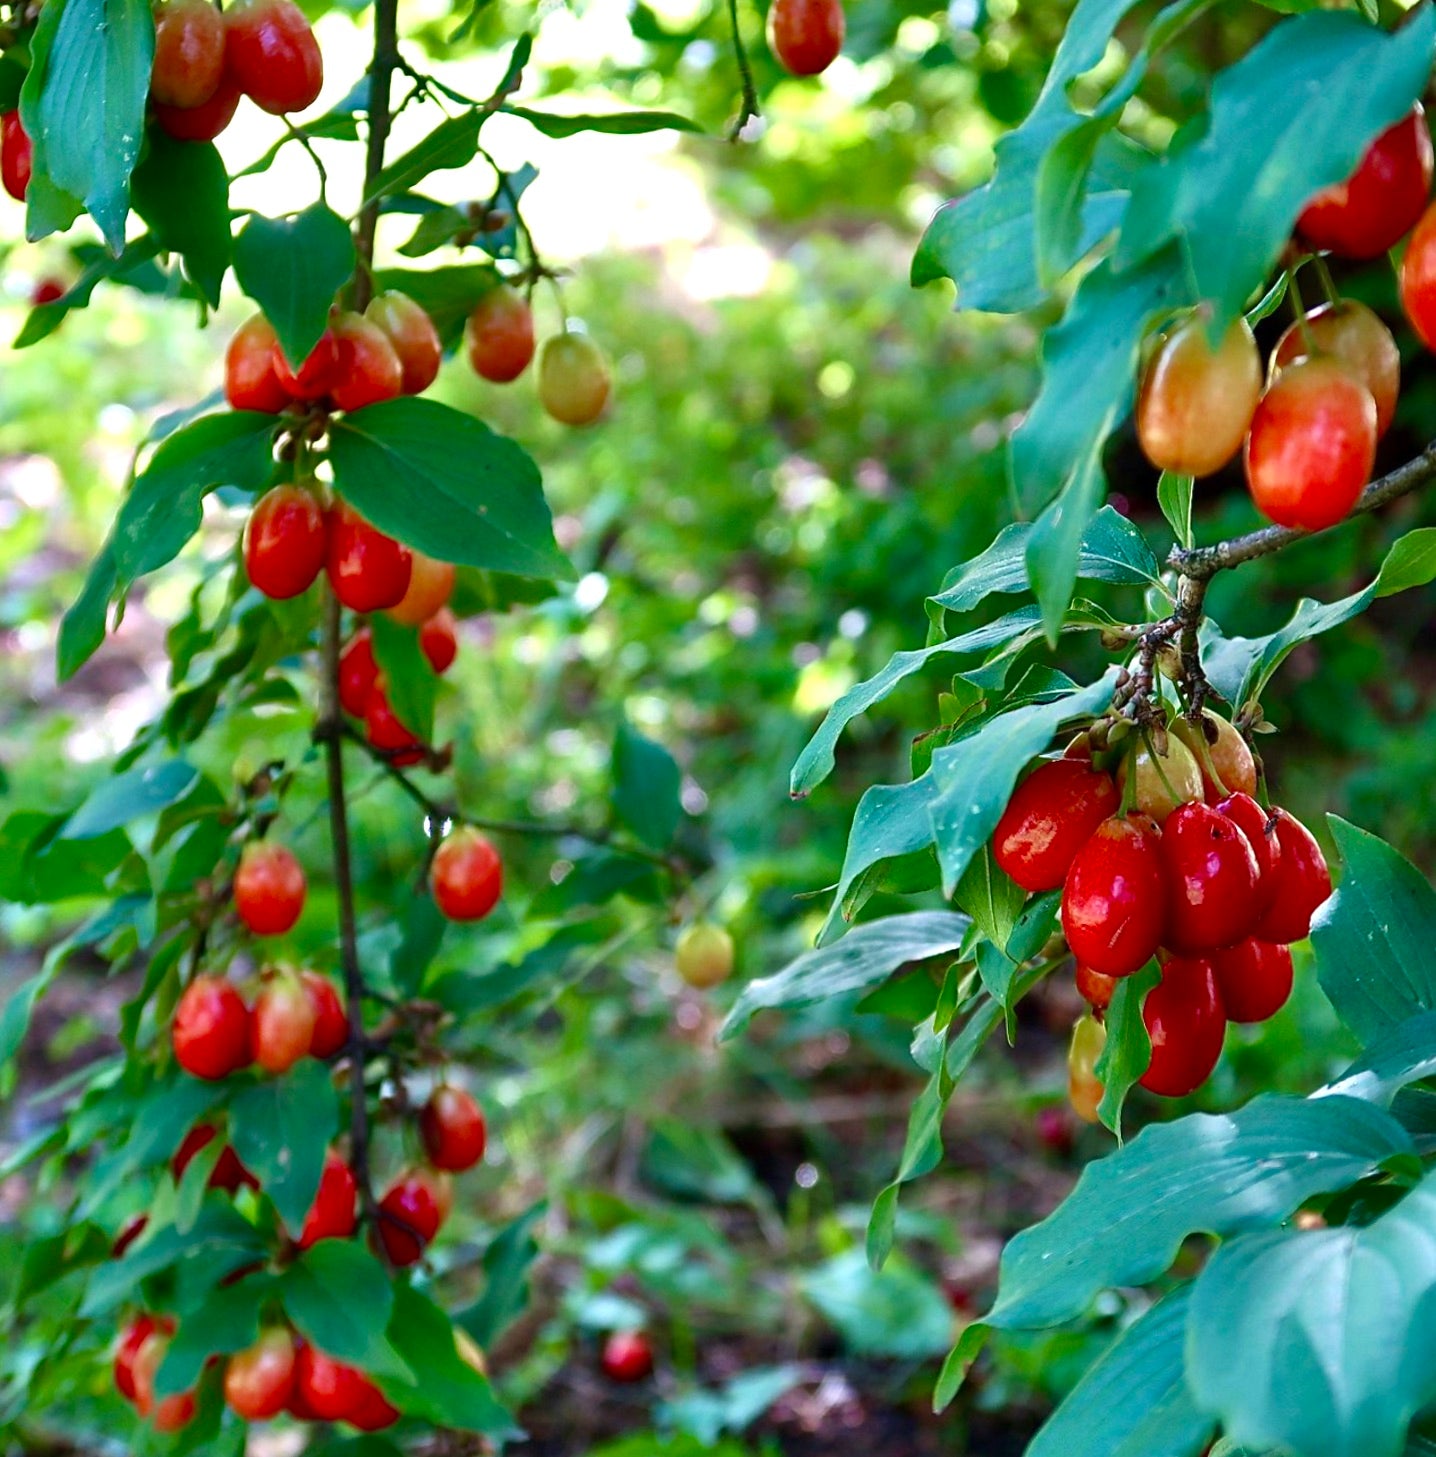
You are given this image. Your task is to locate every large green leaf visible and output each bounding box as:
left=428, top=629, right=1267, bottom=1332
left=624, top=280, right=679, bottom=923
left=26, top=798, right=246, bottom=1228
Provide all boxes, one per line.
left=329, top=399, right=568, bottom=579
left=227, top=1060, right=337, bottom=1234
left=454, top=1202, right=546, bottom=1348
left=131, top=132, right=232, bottom=307
left=1312, top=819, right=1436, bottom=1049
left=986, top=1094, right=1413, bottom=1329
left=365, top=111, right=484, bottom=204
left=1321, top=1012, right=1436, bottom=1109
left=1188, top=1169, right=1436, bottom=1457
left=61, top=759, right=197, bottom=839
left=156, top=1274, right=273, bottom=1394
left=281, top=1242, right=407, bottom=1376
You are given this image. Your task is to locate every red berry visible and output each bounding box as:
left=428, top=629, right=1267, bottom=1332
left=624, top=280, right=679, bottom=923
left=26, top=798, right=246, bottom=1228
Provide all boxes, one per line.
left=767, top=0, right=844, bottom=75
left=224, top=1327, right=297, bottom=1421
left=363, top=681, right=426, bottom=766
left=1211, top=938, right=1294, bottom=1024
left=1159, top=800, right=1261, bottom=954
left=302, top=970, right=348, bottom=1059
left=297, top=1149, right=358, bottom=1249
left=367, top=291, right=442, bottom=395
left=244, top=485, right=328, bottom=599
left=339, top=628, right=378, bottom=718
left=1244, top=359, right=1376, bottom=531
left=1401, top=200, right=1436, bottom=349
left=295, top=1346, right=371, bottom=1423
left=1298, top=104, right=1433, bottom=260
left=1060, top=814, right=1165, bottom=977
left=348, top=1382, right=401, bottom=1431
left=992, top=757, right=1120, bottom=893
left=1074, top=962, right=1118, bottom=1013
left=31, top=277, right=65, bottom=307
left=330, top=310, right=404, bottom=412
left=1215, top=792, right=1283, bottom=918
left=225, top=313, right=290, bottom=414
left=419, top=608, right=458, bottom=675
left=172, top=1122, right=258, bottom=1193
left=1034, top=1105, right=1075, bottom=1157
left=420, top=1086, right=487, bottom=1172
left=154, top=75, right=241, bottom=141
left=116, top=1314, right=173, bottom=1403
left=387, top=551, right=455, bottom=627
left=1140, top=955, right=1225, bottom=1098
left=250, top=969, right=318, bottom=1075
left=376, top=1168, right=445, bottom=1267
left=151, top=0, right=226, bottom=109
left=173, top=975, right=251, bottom=1080
left=1170, top=709, right=1257, bottom=804
left=1252, top=808, right=1332, bottom=944
left=1, top=111, right=32, bottom=201
left=430, top=828, right=503, bottom=922
left=1270, top=302, right=1401, bottom=439
left=326, top=504, right=413, bottom=612
left=132, top=1328, right=197, bottom=1431
left=234, top=840, right=307, bottom=934
left=600, top=1330, right=654, bottom=1383
left=224, top=0, right=323, bottom=115
left=465, top=284, right=535, bottom=383
left=273, top=328, right=341, bottom=402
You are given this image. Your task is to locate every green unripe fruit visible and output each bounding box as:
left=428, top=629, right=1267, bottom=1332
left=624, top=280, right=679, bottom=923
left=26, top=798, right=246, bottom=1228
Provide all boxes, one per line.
left=538, top=332, right=611, bottom=427
left=675, top=923, right=734, bottom=989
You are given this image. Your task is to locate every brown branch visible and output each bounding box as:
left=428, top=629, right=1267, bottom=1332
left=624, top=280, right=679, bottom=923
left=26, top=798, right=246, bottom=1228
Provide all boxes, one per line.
left=352, top=0, right=402, bottom=312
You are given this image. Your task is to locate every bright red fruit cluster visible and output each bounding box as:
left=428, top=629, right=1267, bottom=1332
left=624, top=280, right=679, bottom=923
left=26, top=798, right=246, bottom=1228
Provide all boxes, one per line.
left=994, top=714, right=1332, bottom=1101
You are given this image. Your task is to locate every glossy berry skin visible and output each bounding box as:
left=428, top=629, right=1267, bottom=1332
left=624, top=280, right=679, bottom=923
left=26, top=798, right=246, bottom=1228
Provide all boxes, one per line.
left=538, top=332, right=611, bottom=426
left=224, top=1327, right=297, bottom=1420
left=1118, top=736, right=1202, bottom=824
left=173, top=975, right=251, bottom=1080
left=116, top=1314, right=174, bottom=1403
left=151, top=0, right=226, bottom=109
left=1074, top=962, right=1117, bottom=1013
left=675, top=922, right=735, bottom=988
left=347, top=1378, right=401, bottom=1431
left=154, top=75, right=242, bottom=140
left=1212, top=938, right=1294, bottom=1024
left=295, top=1346, right=375, bottom=1423
left=1160, top=800, right=1261, bottom=954
left=1244, top=359, right=1376, bottom=531
left=1252, top=809, right=1332, bottom=944
left=1136, top=316, right=1261, bottom=478
left=339, top=628, right=378, bottom=717
left=388, top=551, right=455, bottom=627
left=376, top=1169, right=446, bottom=1267
left=466, top=284, right=536, bottom=383
left=1140, top=955, right=1225, bottom=1098
left=133, top=1330, right=197, bottom=1431
left=1067, top=1014, right=1106, bottom=1124
left=1401, top=200, right=1436, bottom=349
left=225, top=313, right=290, bottom=413
left=1, top=112, right=31, bottom=201
left=250, top=970, right=317, bottom=1075
left=1171, top=709, right=1257, bottom=803
left=234, top=840, right=306, bottom=934
left=1271, top=302, right=1401, bottom=439
left=419, top=608, right=458, bottom=675
left=420, top=1086, right=487, bottom=1172
left=367, top=291, right=442, bottom=394
left=244, top=485, right=327, bottom=599
left=363, top=682, right=426, bottom=766
left=303, top=971, right=348, bottom=1059
left=224, top=0, right=323, bottom=115
left=330, top=311, right=404, bottom=412
left=273, top=328, right=341, bottom=401
left=431, top=828, right=504, bottom=922
left=297, top=1149, right=358, bottom=1248
left=1298, top=105, right=1433, bottom=260
left=1215, top=792, right=1282, bottom=916
left=601, top=1330, right=654, bottom=1383
left=172, top=1122, right=257, bottom=1194
left=1061, top=813, right=1165, bottom=978
left=327, top=504, right=413, bottom=612
left=992, top=758, right=1120, bottom=892
left=767, top=0, right=844, bottom=76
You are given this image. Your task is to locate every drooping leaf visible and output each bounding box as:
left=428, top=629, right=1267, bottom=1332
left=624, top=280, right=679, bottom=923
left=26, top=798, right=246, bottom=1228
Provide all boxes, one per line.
left=130, top=132, right=232, bottom=306
left=611, top=721, right=682, bottom=849
left=454, top=1203, right=546, bottom=1348
left=867, top=1070, right=946, bottom=1270
left=281, top=1242, right=407, bottom=1375
left=1093, top=963, right=1159, bottom=1135
left=227, top=1061, right=338, bottom=1234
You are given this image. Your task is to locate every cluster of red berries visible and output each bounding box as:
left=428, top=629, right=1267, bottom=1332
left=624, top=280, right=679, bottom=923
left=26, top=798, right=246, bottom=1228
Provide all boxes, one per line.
left=1138, top=105, right=1436, bottom=533
left=993, top=710, right=1332, bottom=1103
left=767, top=0, right=845, bottom=77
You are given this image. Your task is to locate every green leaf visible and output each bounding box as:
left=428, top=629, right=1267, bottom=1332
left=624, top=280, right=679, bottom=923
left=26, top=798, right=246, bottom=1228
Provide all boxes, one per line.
left=1030, top=1287, right=1214, bottom=1457
left=282, top=1242, right=406, bottom=1375
left=503, top=104, right=702, bottom=137
left=61, top=759, right=197, bottom=839
left=368, top=615, right=437, bottom=744
left=1093, top=963, right=1159, bottom=1135
left=20, top=0, right=153, bottom=251
left=156, top=1274, right=272, bottom=1394
left=800, top=1249, right=952, bottom=1359
left=1115, top=9, right=1436, bottom=325
left=933, top=1321, right=991, bottom=1411
left=454, top=1203, right=546, bottom=1348
left=612, top=721, right=682, bottom=849
left=867, top=1071, right=945, bottom=1270
left=954, top=845, right=1025, bottom=955
left=14, top=235, right=164, bottom=348
left=1188, top=1168, right=1436, bottom=1457
left=365, top=111, right=484, bottom=205
left=58, top=547, right=117, bottom=680
left=1321, top=1012, right=1436, bottom=1109
left=228, top=1061, right=337, bottom=1234
left=232, top=205, right=356, bottom=366
left=329, top=399, right=568, bottom=579
left=130, top=132, right=232, bottom=307
left=1312, top=819, right=1436, bottom=1048
left=719, top=911, right=970, bottom=1041
left=986, top=1094, right=1413, bottom=1330
left=1156, top=473, right=1194, bottom=550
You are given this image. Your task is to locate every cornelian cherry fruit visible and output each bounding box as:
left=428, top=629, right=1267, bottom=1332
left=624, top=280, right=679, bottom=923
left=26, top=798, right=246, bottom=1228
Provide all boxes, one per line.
left=1244, top=358, right=1376, bottom=531
left=302, top=971, right=348, bottom=1059
left=363, top=682, right=426, bottom=766
left=376, top=1168, right=446, bottom=1267
left=1160, top=800, right=1261, bottom=953
left=244, top=485, right=327, bottom=600
left=250, top=969, right=317, bottom=1075
left=172, top=1122, right=257, bottom=1194
left=1067, top=1013, right=1106, bottom=1124
left=1211, top=938, right=1294, bottom=1024
left=224, top=1327, right=297, bottom=1420
left=1271, top=302, right=1401, bottom=438
left=466, top=284, right=536, bottom=383
left=295, top=1346, right=373, bottom=1423
left=151, top=0, right=226, bottom=109
left=1170, top=709, right=1257, bottom=802
left=297, top=1149, right=358, bottom=1248
left=327, top=504, right=413, bottom=612
left=601, top=1330, right=655, bottom=1383
left=1061, top=813, right=1165, bottom=977
left=339, top=628, right=378, bottom=717
left=767, top=0, right=844, bottom=76
left=420, top=1086, right=487, bottom=1172
left=329, top=311, right=404, bottom=413
left=173, top=975, right=251, bottom=1080
left=538, top=332, right=611, bottom=426
left=420, top=608, right=459, bottom=674
left=347, top=1378, right=401, bottom=1431
left=132, top=1329, right=197, bottom=1431
left=1252, top=808, right=1332, bottom=944
left=1136, top=315, right=1261, bottom=478
left=367, top=291, right=442, bottom=394
left=1, top=112, right=32, bottom=201
left=431, top=827, right=504, bottom=922
left=116, top=1314, right=174, bottom=1403
left=1074, top=962, right=1118, bottom=1013
left=1298, top=105, right=1433, bottom=260
left=1140, top=955, right=1225, bottom=1098
left=1400, top=200, right=1436, bottom=349
left=1215, top=792, right=1282, bottom=916
left=992, top=757, right=1119, bottom=893
left=1118, top=734, right=1202, bottom=824
left=387, top=551, right=455, bottom=626
left=154, top=75, right=241, bottom=141
left=226, top=314, right=290, bottom=414
left=224, top=0, right=323, bottom=115
left=234, top=840, right=306, bottom=935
